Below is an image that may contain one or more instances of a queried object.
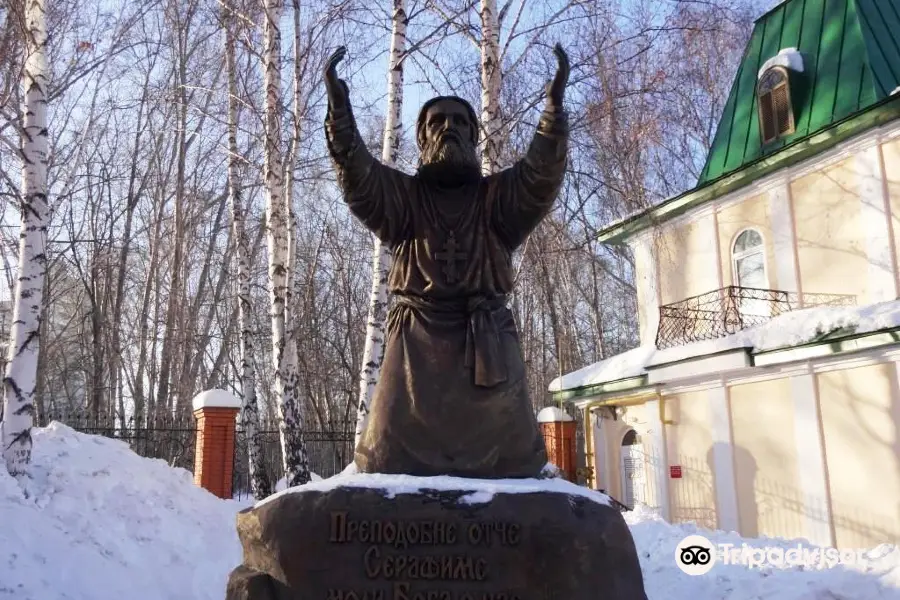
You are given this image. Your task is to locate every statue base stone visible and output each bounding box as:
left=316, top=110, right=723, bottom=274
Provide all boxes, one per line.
left=226, top=475, right=648, bottom=600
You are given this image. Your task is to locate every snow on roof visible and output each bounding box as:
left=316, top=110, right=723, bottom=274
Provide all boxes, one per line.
left=758, top=47, right=804, bottom=80
left=536, top=406, right=574, bottom=422
left=255, top=471, right=611, bottom=509
left=191, top=388, right=242, bottom=411
left=550, top=299, right=900, bottom=392
left=548, top=345, right=656, bottom=392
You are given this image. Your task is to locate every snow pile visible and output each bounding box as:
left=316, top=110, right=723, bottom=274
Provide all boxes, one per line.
left=626, top=505, right=900, bottom=598
left=550, top=299, right=900, bottom=391
left=758, top=47, right=804, bottom=79
left=0, top=423, right=248, bottom=600
left=256, top=470, right=612, bottom=508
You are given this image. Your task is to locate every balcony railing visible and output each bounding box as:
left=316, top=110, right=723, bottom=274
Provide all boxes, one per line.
left=655, top=286, right=856, bottom=350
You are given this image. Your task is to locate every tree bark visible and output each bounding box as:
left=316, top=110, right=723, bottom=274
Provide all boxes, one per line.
left=1, top=0, right=50, bottom=475
left=225, top=7, right=270, bottom=499
left=479, top=0, right=502, bottom=174
left=263, top=0, right=310, bottom=487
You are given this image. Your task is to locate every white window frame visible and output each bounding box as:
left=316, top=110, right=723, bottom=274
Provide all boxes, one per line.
left=731, top=228, right=769, bottom=290
left=731, top=228, right=771, bottom=319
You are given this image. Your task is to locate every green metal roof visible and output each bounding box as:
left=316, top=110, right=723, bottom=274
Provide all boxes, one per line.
left=698, top=0, right=900, bottom=186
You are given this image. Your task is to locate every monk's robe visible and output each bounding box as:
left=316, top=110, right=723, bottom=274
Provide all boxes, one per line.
left=325, top=105, right=568, bottom=479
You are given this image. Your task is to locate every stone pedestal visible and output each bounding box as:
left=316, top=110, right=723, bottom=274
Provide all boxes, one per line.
left=226, top=477, right=647, bottom=600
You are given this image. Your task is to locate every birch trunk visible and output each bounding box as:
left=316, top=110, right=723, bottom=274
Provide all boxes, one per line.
left=479, top=0, right=502, bottom=174
left=354, top=0, right=407, bottom=447
left=1, top=0, right=50, bottom=475
left=263, top=0, right=310, bottom=487
left=225, top=14, right=270, bottom=499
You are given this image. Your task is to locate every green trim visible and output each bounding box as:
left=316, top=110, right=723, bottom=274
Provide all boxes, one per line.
left=752, top=326, right=900, bottom=366
left=598, top=95, right=900, bottom=244
left=644, top=346, right=752, bottom=371
left=550, top=375, right=647, bottom=404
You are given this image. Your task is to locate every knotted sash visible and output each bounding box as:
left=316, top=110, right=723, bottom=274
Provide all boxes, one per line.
left=389, top=294, right=510, bottom=388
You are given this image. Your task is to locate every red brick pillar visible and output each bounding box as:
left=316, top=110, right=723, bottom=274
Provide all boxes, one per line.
left=538, top=406, right=577, bottom=482
left=192, top=389, right=241, bottom=499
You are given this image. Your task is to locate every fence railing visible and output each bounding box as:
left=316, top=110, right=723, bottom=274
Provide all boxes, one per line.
left=39, top=411, right=356, bottom=500
left=38, top=411, right=197, bottom=472
left=232, top=425, right=355, bottom=500
left=655, top=286, right=856, bottom=349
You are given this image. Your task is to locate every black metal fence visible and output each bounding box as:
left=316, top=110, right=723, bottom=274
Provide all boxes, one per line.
left=38, top=411, right=197, bottom=472
left=655, top=286, right=856, bottom=349
left=232, top=424, right=355, bottom=500
left=39, top=411, right=355, bottom=500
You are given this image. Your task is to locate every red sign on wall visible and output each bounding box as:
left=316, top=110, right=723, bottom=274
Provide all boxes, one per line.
left=669, top=465, right=683, bottom=479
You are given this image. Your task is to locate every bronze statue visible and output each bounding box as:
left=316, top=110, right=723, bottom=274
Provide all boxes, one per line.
left=324, top=44, right=570, bottom=479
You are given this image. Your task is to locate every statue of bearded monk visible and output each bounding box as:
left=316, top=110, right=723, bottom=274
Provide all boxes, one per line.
left=324, top=44, right=570, bottom=479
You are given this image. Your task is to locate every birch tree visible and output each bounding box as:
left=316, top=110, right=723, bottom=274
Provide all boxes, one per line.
left=1, top=0, right=49, bottom=475
left=262, top=0, right=310, bottom=486
left=478, top=0, right=502, bottom=174
left=225, top=2, right=270, bottom=499
left=354, top=0, right=407, bottom=448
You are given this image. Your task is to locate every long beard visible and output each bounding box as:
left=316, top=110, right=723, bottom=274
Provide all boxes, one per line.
left=417, top=136, right=481, bottom=187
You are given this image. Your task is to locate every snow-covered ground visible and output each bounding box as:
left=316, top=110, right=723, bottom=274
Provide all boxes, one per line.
left=1, top=423, right=899, bottom=599
left=0, top=423, right=250, bottom=600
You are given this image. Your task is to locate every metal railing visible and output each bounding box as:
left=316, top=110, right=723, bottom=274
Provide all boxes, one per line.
left=655, top=286, right=856, bottom=350
left=232, top=424, right=355, bottom=500
left=38, top=410, right=197, bottom=472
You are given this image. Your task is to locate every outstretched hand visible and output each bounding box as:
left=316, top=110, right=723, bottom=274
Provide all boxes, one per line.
left=324, top=46, right=350, bottom=111
left=547, top=43, right=569, bottom=109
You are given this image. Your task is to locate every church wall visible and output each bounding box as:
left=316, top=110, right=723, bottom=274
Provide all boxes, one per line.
left=881, top=138, right=900, bottom=292
left=655, top=214, right=720, bottom=307
left=715, top=193, right=774, bottom=288
left=790, top=157, right=869, bottom=300
left=631, top=238, right=659, bottom=347
left=663, top=390, right=718, bottom=530
left=728, top=378, right=805, bottom=541
left=817, top=363, right=900, bottom=549
left=615, top=402, right=666, bottom=511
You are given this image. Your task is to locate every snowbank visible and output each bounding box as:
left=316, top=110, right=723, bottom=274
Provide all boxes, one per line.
left=550, top=299, right=900, bottom=392
left=0, top=423, right=249, bottom=600
left=626, top=505, right=900, bottom=598
left=1, top=425, right=898, bottom=599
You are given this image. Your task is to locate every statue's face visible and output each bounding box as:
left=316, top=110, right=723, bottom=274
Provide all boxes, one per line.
left=419, top=99, right=480, bottom=185
left=422, top=100, right=475, bottom=149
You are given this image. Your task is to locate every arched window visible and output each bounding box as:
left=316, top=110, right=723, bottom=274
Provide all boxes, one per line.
left=732, top=229, right=766, bottom=289
left=758, top=66, right=795, bottom=143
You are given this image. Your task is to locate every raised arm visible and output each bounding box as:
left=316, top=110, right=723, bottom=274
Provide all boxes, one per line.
left=324, top=47, right=411, bottom=244
left=492, top=44, right=569, bottom=250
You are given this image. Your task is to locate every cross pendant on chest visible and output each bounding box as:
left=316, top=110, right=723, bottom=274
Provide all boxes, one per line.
left=434, top=231, right=468, bottom=284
